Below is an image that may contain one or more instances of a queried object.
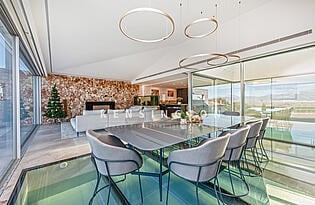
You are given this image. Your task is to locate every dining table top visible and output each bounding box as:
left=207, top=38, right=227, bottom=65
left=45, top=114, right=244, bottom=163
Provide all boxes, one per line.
left=105, top=114, right=254, bottom=151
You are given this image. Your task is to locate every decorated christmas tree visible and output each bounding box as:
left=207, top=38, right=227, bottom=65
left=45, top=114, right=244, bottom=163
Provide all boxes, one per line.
left=43, top=84, right=66, bottom=121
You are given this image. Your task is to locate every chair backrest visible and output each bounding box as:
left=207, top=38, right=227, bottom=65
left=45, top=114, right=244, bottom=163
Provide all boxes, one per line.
left=245, top=121, right=263, bottom=148
left=222, top=111, right=240, bottom=116
left=86, top=130, right=142, bottom=176
left=258, top=117, right=269, bottom=140
left=222, top=126, right=250, bottom=161
left=167, top=133, right=230, bottom=182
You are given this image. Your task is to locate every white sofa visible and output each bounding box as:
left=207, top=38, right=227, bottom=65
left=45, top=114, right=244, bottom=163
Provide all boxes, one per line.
left=70, top=108, right=163, bottom=136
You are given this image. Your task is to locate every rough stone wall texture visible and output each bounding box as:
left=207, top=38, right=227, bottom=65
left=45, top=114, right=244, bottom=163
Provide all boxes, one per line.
left=0, top=68, right=33, bottom=125
left=42, top=74, right=139, bottom=124
left=20, top=71, right=34, bottom=125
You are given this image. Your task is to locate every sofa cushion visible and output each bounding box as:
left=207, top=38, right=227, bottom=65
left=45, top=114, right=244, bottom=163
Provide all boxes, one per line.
left=107, top=109, right=125, bottom=114
left=83, top=109, right=105, bottom=116
left=70, top=118, right=76, bottom=128
left=129, top=106, right=142, bottom=112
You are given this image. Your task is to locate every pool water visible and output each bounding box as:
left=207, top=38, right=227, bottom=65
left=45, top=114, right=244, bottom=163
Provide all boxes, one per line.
left=10, top=154, right=315, bottom=205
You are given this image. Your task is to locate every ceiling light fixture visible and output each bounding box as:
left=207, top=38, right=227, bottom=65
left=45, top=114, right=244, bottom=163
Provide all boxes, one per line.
left=184, top=17, right=218, bottom=38
left=225, top=54, right=241, bottom=63
left=119, top=8, right=175, bottom=43
left=206, top=53, right=228, bottom=66
left=179, top=53, right=227, bottom=69
left=179, top=3, right=227, bottom=69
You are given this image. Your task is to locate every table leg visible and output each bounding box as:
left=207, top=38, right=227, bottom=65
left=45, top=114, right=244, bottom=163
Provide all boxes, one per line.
left=159, top=148, right=163, bottom=201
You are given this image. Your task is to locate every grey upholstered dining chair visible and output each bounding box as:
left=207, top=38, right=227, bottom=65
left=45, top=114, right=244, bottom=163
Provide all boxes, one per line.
left=86, top=130, right=143, bottom=205
left=243, top=121, right=263, bottom=175
left=219, top=126, right=250, bottom=198
left=166, top=133, right=231, bottom=205
left=257, top=118, right=270, bottom=162
left=222, top=111, right=241, bottom=130
left=222, top=111, right=240, bottom=116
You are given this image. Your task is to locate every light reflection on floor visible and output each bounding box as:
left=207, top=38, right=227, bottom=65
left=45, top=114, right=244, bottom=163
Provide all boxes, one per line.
left=11, top=154, right=315, bottom=205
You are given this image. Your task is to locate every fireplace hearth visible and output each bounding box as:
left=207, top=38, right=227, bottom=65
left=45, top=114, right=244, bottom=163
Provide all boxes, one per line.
left=85, top=101, right=115, bottom=110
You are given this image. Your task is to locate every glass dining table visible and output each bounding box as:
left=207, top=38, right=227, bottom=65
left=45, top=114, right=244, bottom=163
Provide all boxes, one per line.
left=105, top=114, right=254, bottom=201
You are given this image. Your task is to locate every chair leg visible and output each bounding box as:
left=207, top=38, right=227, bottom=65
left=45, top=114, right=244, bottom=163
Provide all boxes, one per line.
left=227, top=162, right=235, bottom=195
left=138, top=175, right=143, bottom=204
left=251, top=148, right=262, bottom=175
left=107, top=177, right=112, bottom=205
left=260, top=139, right=269, bottom=161
left=255, top=145, right=262, bottom=163
left=257, top=140, right=263, bottom=162
left=213, top=177, right=221, bottom=205
left=89, top=172, right=101, bottom=205
left=237, top=160, right=250, bottom=196
left=195, top=181, right=200, bottom=205
left=243, top=150, right=251, bottom=176
left=216, top=176, right=225, bottom=204
left=166, top=172, right=171, bottom=205
left=220, top=160, right=250, bottom=198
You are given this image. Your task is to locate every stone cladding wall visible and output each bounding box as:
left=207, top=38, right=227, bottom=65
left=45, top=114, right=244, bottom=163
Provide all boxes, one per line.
left=41, top=74, right=139, bottom=124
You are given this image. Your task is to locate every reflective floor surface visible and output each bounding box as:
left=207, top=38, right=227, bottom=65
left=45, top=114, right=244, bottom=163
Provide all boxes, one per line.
left=11, top=153, right=315, bottom=205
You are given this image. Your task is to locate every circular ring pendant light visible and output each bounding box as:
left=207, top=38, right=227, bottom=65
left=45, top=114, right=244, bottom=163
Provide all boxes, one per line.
left=206, top=53, right=228, bottom=66
left=226, top=54, right=241, bottom=63
left=179, top=53, right=227, bottom=69
left=184, top=17, right=218, bottom=38
left=119, top=8, right=175, bottom=43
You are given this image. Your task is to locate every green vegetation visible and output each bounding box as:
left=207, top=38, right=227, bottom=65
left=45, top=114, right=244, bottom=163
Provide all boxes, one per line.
left=43, top=84, right=66, bottom=121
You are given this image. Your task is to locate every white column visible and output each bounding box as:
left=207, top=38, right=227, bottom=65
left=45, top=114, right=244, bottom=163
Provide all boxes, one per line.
left=240, top=62, right=245, bottom=116
left=187, top=72, right=192, bottom=111
left=33, top=76, right=42, bottom=124
left=214, top=79, right=218, bottom=114
left=12, top=36, right=20, bottom=158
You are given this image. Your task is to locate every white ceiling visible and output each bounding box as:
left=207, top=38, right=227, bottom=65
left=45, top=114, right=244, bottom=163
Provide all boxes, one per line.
left=14, top=0, right=315, bottom=83
left=140, top=73, right=188, bottom=89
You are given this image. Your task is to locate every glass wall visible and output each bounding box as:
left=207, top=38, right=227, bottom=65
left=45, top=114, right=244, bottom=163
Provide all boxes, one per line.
left=192, top=75, right=214, bottom=113
left=270, top=75, right=315, bottom=145
left=192, top=46, right=315, bottom=163
left=192, top=75, right=232, bottom=114
left=0, top=19, right=14, bottom=179
left=192, top=64, right=239, bottom=114
left=0, top=15, right=39, bottom=183
left=19, top=58, right=35, bottom=147
left=242, top=75, right=315, bottom=161
left=244, top=79, right=272, bottom=118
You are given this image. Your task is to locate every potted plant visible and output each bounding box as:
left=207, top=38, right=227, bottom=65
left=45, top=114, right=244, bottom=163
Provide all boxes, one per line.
left=180, top=111, right=187, bottom=124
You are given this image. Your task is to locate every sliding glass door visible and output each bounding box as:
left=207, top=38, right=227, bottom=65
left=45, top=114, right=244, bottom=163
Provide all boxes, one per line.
left=191, top=45, right=315, bottom=165
left=0, top=19, right=14, bottom=179
left=19, top=58, right=35, bottom=147
left=0, top=10, right=40, bottom=183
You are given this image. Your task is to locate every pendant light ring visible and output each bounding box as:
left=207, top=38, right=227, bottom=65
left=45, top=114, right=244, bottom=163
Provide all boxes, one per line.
left=119, top=8, right=175, bottom=43
left=184, top=17, right=218, bottom=39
